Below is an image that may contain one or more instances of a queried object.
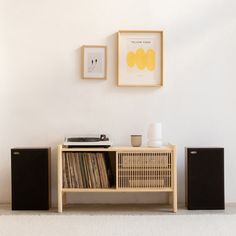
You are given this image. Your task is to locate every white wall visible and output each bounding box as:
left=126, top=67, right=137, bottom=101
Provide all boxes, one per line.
left=1, top=0, right=236, bottom=205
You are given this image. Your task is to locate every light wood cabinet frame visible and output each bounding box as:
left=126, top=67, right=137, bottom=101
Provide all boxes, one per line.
left=57, top=145, right=177, bottom=213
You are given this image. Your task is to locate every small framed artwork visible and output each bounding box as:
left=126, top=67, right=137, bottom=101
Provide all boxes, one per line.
left=118, top=30, right=163, bottom=87
left=81, top=45, right=107, bottom=79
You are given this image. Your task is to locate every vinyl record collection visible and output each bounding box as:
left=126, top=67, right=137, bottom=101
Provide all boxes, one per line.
left=62, top=152, right=112, bottom=188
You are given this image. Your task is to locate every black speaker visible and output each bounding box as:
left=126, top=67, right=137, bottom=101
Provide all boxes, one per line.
left=186, top=147, right=225, bottom=210
left=11, top=148, right=51, bottom=210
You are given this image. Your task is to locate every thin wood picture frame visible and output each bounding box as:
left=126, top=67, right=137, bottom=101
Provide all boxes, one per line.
left=81, top=45, right=107, bottom=80
left=118, top=30, right=163, bottom=87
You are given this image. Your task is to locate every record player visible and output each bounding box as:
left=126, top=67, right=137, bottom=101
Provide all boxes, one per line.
left=63, top=134, right=112, bottom=148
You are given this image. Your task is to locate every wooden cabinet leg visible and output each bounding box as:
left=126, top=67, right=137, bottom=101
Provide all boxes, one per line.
left=173, top=189, right=177, bottom=213
left=58, top=145, right=63, bottom=213
left=58, top=191, right=63, bottom=213
left=169, top=192, right=177, bottom=212
left=172, top=145, right=177, bottom=213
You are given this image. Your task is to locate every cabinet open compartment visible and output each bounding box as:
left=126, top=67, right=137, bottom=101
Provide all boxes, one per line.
left=62, top=151, right=116, bottom=189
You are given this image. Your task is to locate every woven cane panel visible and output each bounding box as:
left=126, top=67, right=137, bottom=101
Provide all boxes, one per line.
left=117, top=152, right=172, bottom=189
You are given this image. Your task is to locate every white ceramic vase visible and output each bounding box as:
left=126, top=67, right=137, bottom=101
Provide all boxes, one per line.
left=147, top=123, right=163, bottom=147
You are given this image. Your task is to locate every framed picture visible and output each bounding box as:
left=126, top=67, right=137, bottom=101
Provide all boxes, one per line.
left=81, top=45, right=107, bottom=79
left=118, top=30, right=163, bottom=87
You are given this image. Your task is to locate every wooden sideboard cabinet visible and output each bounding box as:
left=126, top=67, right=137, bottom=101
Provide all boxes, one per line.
left=57, top=145, right=177, bottom=213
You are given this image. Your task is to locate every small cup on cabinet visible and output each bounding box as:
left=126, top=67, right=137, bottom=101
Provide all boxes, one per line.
left=131, top=135, right=142, bottom=147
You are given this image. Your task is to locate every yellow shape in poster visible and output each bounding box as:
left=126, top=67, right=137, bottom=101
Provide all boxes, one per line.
left=135, top=48, right=146, bottom=70
left=126, top=48, right=156, bottom=71
left=126, top=52, right=135, bottom=67
left=146, top=49, right=155, bottom=71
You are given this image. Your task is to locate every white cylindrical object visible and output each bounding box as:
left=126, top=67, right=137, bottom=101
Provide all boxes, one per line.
left=147, top=123, right=163, bottom=147
left=147, top=123, right=162, bottom=140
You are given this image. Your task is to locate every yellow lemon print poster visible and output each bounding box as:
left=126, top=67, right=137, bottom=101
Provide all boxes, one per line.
left=118, top=31, right=163, bottom=86
left=126, top=48, right=156, bottom=71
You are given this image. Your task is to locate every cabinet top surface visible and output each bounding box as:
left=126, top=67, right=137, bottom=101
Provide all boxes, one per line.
left=58, top=145, right=175, bottom=152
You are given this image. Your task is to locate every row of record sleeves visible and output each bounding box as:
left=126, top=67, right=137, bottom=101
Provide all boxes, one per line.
left=62, top=152, right=112, bottom=188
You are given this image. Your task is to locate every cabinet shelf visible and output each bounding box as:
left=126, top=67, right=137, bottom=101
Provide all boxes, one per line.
left=62, top=187, right=172, bottom=193
left=57, top=145, right=177, bottom=213
left=62, top=187, right=117, bottom=193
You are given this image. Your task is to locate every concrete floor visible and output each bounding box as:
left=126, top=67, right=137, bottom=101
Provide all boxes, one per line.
left=0, top=203, right=235, bottom=215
